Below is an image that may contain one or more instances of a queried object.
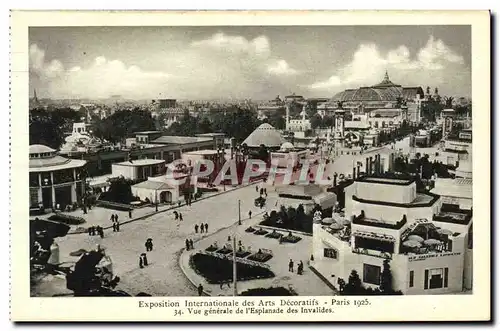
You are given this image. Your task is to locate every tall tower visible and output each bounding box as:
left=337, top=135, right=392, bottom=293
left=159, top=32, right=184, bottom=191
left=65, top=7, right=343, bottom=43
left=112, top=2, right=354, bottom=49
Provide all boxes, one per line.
left=285, top=103, right=291, bottom=131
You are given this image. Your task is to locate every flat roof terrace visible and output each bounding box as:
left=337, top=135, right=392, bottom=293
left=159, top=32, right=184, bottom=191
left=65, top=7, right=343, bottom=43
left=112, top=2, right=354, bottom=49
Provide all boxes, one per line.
left=357, top=176, right=414, bottom=185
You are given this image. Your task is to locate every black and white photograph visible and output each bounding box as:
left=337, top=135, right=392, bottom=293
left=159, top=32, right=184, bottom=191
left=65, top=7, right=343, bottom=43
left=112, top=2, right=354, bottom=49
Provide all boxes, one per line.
left=10, top=10, right=490, bottom=322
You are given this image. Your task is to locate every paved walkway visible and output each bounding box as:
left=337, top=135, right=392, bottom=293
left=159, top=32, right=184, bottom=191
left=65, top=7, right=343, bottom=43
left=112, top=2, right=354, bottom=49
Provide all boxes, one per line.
left=178, top=216, right=334, bottom=296
left=52, top=183, right=278, bottom=296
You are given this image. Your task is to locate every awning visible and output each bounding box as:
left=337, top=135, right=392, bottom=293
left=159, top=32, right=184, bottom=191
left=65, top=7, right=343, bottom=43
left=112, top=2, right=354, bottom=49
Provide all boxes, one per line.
left=353, top=231, right=396, bottom=242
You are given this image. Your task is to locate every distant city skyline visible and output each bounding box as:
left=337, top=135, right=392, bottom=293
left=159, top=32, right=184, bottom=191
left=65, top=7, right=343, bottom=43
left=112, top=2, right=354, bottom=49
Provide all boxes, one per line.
left=29, top=25, right=471, bottom=100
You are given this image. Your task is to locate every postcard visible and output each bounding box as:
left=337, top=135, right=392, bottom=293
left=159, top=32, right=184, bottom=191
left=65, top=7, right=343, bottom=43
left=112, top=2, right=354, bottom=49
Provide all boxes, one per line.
left=10, top=10, right=490, bottom=322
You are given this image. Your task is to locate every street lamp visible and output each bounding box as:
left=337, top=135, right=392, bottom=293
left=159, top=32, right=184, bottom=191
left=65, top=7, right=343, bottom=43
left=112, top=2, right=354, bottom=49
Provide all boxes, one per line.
left=155, top=189, right=158, bottom=212
left=238, top=199, right=241, bottom=225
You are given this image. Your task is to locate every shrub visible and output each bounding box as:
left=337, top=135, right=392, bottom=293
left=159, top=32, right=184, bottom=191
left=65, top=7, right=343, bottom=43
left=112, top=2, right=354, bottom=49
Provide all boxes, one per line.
left=48, top=213, right=86, bottom=225
left=216, top=247, right=233, bottom=255
left=240, top=287, right=294, bottom=296
left=247, top=252, right=273, bottom=263
left=265, top=231, right=283, bottom=239
left=189, top=253, right=274, bottom=284
left=245, top=226, right=256, bottom=233
left=281, top=235, right=302, bottom=243
left=254, top=229, right=269, bottom=236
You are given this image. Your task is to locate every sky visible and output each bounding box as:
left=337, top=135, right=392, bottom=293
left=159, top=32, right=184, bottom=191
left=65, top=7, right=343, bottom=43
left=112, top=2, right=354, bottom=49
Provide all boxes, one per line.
left=29, top=25, right=471, bottom=100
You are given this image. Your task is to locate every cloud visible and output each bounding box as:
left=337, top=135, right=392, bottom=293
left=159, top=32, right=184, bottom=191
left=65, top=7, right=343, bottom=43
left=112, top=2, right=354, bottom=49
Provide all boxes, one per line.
left=30, top=44, right=171, bottom=99
left=191, top=32, right=270, bottom=57
left=30, top=32, right=301, bottom=100
left=308, top=35, right=466, bottom=92
left=266, top=60, right=299, bottom=76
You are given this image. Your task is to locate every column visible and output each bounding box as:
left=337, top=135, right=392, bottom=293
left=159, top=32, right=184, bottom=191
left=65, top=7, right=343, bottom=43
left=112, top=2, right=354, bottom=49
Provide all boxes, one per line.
left=50, top=172, right=56, bottom=208
left=37, top=173, right=42, bottom=205
left=71, top=183, right=77, bottom=203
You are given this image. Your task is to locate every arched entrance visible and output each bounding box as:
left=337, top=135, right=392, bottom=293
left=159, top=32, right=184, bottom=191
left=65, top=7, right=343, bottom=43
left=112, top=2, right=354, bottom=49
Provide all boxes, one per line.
left=159, top=191, right=172, bottom=203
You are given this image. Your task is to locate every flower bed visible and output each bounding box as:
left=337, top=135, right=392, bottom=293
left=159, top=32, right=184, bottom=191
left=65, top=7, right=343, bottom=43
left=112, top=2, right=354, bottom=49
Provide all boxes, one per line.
left=253, top=229, right=269, bottom=236
left=281, top=235, right=302, bottom=244
left=189, top=253, right=275, bottom=284
left=235, top=251, right=251, bottom=258
left=216, top=247, right=233, bottom=255
left=205, top=246, right=218, bottom=252
left=48, top=213, right=86, bottom=226
left=247, top=252, right=273, bottom=263
left=245, top=226, right=256, bottom=233
left=265, top=231, right=283, bottom=239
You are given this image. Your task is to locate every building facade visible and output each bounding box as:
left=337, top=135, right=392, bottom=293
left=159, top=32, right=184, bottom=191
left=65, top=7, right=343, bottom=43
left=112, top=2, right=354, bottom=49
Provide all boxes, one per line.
left=312, top=175, right=473, bottom=295
left=29, top=145, right=87, bottom=209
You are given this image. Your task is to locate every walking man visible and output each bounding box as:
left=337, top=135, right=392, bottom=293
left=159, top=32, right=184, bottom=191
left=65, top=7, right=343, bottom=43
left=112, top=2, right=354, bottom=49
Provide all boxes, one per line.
left=185, top=239, right=190, bottom=251
left=116, top=221, right=120, bottom=232
left=112, top=222, right=117, bottom=232
left=200, top=223, right=204, bottom=234
left=248, top=210, right=252, bottom=219
left=197, top=284, right=204, bottom=296
left=189, top=239, right=194, bottom=250
left=288, top=259, right=294, bottom=272
left=204, top=223, right=208, bottom=233
left=194, top=224, right=199, bottom=234
left=128, top=209, right=132, bottom=218
left=179, top=213, right=183, bottom=222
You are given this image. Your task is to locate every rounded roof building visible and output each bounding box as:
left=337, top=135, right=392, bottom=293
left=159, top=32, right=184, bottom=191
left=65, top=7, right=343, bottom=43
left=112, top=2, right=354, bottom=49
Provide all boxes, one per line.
left=29, top=144, right=86, bottom=172
left=242, top=123, right=285, bottom=148
left=331, top=71, right=424, bottom=103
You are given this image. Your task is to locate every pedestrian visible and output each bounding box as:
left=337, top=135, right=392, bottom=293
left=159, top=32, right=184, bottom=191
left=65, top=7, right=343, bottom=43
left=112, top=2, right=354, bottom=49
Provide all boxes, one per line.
left=248, top=210, right=252, bottom=219
left=116, top=221, right=120, bottom=232
left=194, top=224, right=199, bottom=234
left=142, top=253, right=148, bottom=266
left=227, top=235, right=231, bottom=242
left=189, top=239, right=194, bottom=250
left=179, top=213, right=183, bottom=222
left=200, top=223, right=204, bottom=233
left=139, top=255, right=144, bottom=269
left=110, top=214, right=115, bottom=223
left=260, top=188, right=264, bottom=196
left=204, top=223, right=208, bottom=233
left=115, top=214, right=119, bottom=223
left=87, top=227, right=92, bottom=236
left=185, top=239, right=190, bottom=251
left=112, top=222, right=117, bottom=232
left=197, top=284, right=204, bottom=296
left=178, top=201, right=181, bottom=207
left=288, top=259, right=294, bottom=272
left=174, top=211, right=178, bottom=220
left=264, top=188, right=267, bottom=196
left=128, top=209, right=132, bottom=218
left=148, top=238, right=153, bottom=251
left=98, top=226, right=104, bottom=238
left=256, top=186, right=259, bottom=192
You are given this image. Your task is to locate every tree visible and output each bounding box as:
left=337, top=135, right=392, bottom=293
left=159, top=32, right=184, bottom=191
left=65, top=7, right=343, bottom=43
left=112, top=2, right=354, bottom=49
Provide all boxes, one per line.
left=211, top=106, right=261, bottom=143
left=93, top=109, right=156, bottom=143
left=343, top=270, right=364, bottom=295
left=380, top=259, right=393, bottom=294
left=310, top=114, right=323, bottom=129
left=267, top=112, right=286, bottom=130
left=29, top=108, right=81, bottom=149
left=257, top=144, right=269, bottom=163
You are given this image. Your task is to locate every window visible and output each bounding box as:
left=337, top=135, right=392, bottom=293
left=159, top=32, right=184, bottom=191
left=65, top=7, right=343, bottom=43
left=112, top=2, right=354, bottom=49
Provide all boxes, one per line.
left=363, top=264, right=381, bottom=285
left=323, top=248, right=338, bottom=259
left=409, top=270, right=414, bottom=288
left=424, top=268, right=449, bottom=289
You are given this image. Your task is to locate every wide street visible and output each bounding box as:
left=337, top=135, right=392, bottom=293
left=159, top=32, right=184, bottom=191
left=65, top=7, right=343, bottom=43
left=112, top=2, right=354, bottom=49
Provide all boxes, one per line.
left=53, top=182, right=282, bottom=296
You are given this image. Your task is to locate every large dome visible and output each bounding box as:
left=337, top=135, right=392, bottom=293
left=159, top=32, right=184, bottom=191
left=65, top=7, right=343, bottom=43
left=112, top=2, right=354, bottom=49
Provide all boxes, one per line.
left=242, top=123, right=284, bottom=148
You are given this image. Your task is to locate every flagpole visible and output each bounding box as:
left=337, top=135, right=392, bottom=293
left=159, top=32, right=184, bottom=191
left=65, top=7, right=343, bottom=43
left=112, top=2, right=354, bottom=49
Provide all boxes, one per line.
left=232, top=235, right=238, bottom=296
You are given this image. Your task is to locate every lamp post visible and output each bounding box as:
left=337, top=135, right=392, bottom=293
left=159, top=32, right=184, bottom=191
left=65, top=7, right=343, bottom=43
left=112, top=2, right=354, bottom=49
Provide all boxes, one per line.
left=155, top=189, right=158, bottom=212
left=238, top=199, right=241, bottom=225
left=232, top=235, right=238, bottom=296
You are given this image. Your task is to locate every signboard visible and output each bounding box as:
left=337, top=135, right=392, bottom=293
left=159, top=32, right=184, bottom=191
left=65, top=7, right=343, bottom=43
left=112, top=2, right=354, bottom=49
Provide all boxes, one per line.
left=408, top=252, right=461, bottom=262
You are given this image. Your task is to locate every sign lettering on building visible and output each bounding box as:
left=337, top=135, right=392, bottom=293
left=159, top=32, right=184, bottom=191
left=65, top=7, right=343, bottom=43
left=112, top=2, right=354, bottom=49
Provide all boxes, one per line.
left=408, top=252, right=461, bottom=262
